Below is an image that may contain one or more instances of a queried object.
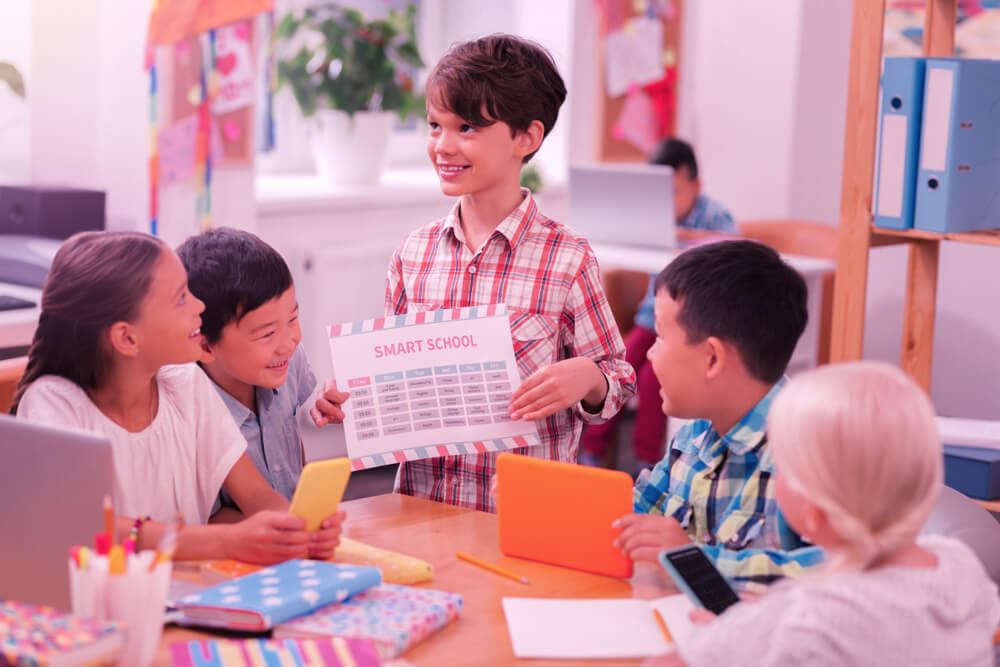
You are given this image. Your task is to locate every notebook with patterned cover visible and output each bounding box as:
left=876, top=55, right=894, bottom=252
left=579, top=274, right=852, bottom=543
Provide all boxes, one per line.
left=170, top=636, right=381, bottom=666
left=176, top=560, right=381, bottom=631
left=273, top=584, right=463, bottom=659
left=0, top=600, right=124, bottom=667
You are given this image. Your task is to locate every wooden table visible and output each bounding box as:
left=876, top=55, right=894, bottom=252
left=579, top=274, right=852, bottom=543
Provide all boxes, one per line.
left=157, top=493, right=678, bottom=666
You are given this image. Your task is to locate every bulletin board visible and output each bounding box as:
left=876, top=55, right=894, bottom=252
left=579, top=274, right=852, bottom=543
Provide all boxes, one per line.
left=595, top=0, right=683, bottom=162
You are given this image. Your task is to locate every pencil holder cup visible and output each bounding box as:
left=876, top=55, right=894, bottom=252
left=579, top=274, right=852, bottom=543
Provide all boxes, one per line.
left=69, top=550, right=172, bottom=666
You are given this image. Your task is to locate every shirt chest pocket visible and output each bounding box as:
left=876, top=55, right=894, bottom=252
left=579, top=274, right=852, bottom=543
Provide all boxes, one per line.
left=713, top=510, right=768, bottom=550
left=509, top=310, right=560, bottom=377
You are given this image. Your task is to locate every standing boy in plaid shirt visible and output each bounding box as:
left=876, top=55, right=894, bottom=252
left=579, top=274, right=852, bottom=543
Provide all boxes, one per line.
left=614, top=241, right=825, bottom=587
left=380, top=34, right=636, bottom=512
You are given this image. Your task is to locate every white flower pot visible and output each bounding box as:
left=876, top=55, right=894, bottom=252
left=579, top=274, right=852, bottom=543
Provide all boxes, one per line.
left=310, top=109, right=394, bottom=187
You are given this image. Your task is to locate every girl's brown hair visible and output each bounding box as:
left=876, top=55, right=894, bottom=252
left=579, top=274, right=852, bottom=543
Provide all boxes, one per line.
left=10, top=231, right=166, bottom=414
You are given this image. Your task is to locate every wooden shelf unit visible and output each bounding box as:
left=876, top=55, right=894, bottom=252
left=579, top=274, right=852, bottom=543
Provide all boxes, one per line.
left=833, top=0, right=1000, bottom=514
left=829, top=0, right=971, bottom=391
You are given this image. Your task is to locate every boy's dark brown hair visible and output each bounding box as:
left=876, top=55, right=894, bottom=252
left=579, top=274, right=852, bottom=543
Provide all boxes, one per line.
left=427, top=34, right=567, bottom=162
left=654, top=240, right=808, bottom=385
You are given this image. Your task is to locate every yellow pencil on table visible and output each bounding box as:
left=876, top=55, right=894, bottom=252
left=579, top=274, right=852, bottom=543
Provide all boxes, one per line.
left=653, top=607, right=673, bottom=644
left=456, top=551, right=530, bottom=585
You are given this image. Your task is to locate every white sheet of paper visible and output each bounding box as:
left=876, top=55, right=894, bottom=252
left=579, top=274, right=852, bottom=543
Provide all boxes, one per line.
left=328, top=305, right=539, bottom=467
left=502, top=595, right=696, bottom=659
left=604, top=17, right=665, bottom=97
left=937, top=416, right=1000, bottom=450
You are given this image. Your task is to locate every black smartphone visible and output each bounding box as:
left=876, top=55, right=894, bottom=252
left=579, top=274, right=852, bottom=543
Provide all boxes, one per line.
left=659, top=544, right=741, bottom=615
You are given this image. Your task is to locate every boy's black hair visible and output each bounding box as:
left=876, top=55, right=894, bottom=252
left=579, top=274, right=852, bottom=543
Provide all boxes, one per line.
left=649, top=138, right=699, bottom=180
left=653, top=240, right=807, bottom=384
left=427, top=33, right=567, bottom=163
left=176, top=227, right=293, bottom=345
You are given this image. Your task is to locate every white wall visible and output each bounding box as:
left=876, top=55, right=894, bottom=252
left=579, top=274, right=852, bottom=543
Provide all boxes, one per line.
left=30, top=1, right=101, bottom=189
left=0, top=0, right=32, bottom=183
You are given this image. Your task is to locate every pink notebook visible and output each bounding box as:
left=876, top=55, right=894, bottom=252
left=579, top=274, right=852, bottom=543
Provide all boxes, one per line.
left=274, top=584, right=463, bottom=659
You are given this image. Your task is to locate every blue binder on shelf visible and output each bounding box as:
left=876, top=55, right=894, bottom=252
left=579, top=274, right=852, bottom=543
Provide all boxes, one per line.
left=873, top=57, right=925, bottom=230
left=914, top=58, right=1000, bottom=233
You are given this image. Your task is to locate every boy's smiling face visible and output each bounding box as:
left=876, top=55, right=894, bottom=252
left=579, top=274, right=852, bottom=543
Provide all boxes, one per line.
left=647, top=289, right=711, bottom=418
left=200, top=286, right=302, bottom=401
left=426, top=100, right=527, bottom=199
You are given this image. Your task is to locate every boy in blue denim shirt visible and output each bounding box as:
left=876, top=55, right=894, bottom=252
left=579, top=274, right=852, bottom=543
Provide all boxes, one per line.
left=178, top=228, right=342, bottom=517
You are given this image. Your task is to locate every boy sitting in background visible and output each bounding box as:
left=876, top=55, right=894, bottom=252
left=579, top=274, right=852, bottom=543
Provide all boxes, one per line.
left=581, top=138, right=737, bottom=474
left=614, top=241, right=824, bottom=587
left=178, top=228, right=343, bottom=517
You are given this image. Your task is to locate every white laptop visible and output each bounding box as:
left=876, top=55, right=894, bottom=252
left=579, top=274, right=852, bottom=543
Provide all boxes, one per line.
left=569, top=163, right=677, bottom=249
left=0, top=413, right=113, bottom=610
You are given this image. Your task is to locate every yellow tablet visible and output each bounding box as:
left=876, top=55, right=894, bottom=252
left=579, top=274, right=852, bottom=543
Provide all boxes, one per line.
left=288, top=458, right=352, bottom=531
left=497, top=452, right=634, bottom=578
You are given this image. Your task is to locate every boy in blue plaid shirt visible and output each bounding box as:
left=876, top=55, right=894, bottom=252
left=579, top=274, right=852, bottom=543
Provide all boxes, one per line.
left=614, top=240, right=824, bottom=587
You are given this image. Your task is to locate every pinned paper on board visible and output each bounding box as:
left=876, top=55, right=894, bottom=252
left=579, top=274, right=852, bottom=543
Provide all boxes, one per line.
left=157, top=115, right=198, bottom=186
left=612, top=87, right=659, bottom=154
left=157, top=114, right=227, bottom=185
left=595, top=0, right=682, bottom=161
left=604, top=17, right=665, bottom=97
left=213, top=108, right=253, bottom=164
left=212, top=21, right=255, bottom=115
left=327, top=305, right=541, bottom=470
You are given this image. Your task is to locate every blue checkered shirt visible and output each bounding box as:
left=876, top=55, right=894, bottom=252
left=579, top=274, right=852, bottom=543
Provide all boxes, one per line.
left=634, top=379, right=825, bottom=586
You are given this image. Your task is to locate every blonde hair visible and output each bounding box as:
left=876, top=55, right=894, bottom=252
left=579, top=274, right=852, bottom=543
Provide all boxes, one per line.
left=768, top=361, right=942, bottom=572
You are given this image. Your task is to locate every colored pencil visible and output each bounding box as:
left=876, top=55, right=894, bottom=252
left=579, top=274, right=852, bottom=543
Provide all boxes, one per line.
left=653, top=607, right=673, bottom=644
left=456, top=551, right=529, bottom=585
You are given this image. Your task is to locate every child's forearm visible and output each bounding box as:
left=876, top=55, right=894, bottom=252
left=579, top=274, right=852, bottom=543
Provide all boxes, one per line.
left=580, top=360, right=609, bottom=411
left=127, top=517, right=232, bottom=561
left=173, top=524, right=234, bottom=561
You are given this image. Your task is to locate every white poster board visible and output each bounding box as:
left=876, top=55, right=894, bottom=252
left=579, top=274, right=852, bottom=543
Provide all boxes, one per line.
left=328, top=304, right=540, bottom=469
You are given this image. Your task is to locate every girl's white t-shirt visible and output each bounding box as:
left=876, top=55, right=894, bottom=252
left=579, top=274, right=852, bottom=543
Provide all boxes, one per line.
left=17, top=364, right=245, bottom=525
left=679, top=534, right=1000, bottom=667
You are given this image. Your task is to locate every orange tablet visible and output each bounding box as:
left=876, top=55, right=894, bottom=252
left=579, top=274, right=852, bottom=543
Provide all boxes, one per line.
left=496, top=453, right=634, bottom=578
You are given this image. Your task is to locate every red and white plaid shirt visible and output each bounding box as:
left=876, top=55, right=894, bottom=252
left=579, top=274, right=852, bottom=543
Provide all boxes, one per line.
left=385, top=189, right=636, bottom=512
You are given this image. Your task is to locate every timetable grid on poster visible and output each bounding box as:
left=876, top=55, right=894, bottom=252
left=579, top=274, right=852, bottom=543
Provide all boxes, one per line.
left=327, top=304, right=541, bottom=469
left=347, top=361, right=515, bottom=441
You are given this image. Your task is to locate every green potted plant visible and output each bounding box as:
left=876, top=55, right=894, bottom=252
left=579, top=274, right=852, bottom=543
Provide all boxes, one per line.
left=272, top=3, right=425, bottom=186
